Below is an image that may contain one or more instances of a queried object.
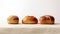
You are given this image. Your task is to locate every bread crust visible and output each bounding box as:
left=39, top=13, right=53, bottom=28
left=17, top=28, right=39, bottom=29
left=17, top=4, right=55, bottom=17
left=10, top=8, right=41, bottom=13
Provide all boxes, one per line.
left=22, top=16, right=38, bottom=24
left=39, top=15, right=55, bottom=24
left=7, top=15, right=19, bottom=24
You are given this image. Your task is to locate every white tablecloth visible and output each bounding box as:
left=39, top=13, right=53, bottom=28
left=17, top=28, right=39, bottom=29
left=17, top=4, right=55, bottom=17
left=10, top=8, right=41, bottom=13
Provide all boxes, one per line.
left=0, top=23, right=60, bottom=34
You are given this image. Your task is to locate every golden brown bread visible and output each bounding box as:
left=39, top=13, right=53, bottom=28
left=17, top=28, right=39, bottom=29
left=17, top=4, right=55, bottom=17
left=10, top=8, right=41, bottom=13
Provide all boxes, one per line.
left=22, top=16, right=38, bottom=24
left=39, top=15, right=55, bottom=24
left=7, top=15, right=19, bottom=24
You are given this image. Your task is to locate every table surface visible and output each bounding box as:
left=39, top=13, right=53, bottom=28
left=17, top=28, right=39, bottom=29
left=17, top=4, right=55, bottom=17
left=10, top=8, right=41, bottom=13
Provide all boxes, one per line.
left=0, top=23, right=60, bottom=34
left=0, top=23, right=60, bottom=28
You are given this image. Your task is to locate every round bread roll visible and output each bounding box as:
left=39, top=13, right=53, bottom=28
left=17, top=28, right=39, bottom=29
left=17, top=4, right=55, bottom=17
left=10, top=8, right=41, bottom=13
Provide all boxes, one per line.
left=7, top=15, right=19, bottom=24
left=39, top=15, right=55, bottom=24
left=22, top=16, right=38, bottom=24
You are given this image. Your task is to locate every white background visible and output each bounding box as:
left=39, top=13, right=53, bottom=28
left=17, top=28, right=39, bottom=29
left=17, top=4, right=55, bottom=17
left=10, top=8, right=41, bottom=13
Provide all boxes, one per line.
left=0, top=0, right=60, bottom=24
